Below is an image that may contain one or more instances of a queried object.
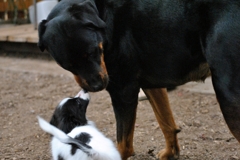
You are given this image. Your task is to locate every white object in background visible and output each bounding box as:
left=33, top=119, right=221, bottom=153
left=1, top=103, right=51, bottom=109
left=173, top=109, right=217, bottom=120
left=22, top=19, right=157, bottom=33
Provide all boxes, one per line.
left=29, top=0, right=58, bottom=25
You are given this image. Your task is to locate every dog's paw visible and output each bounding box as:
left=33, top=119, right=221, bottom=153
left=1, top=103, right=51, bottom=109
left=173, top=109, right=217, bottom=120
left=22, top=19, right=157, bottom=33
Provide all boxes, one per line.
left=157, top=147, right=179, bottom=160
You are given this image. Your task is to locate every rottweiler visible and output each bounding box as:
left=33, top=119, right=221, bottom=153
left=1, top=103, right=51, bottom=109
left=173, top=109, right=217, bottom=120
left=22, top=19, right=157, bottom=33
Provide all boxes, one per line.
left=38, top=0, right=240, bottom=159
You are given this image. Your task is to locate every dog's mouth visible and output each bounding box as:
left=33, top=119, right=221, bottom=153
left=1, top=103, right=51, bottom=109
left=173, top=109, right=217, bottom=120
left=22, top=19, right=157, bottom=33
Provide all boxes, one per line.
left=74, top=74, right=109, bottom=92
left=74, top=46, right=109, bottom=92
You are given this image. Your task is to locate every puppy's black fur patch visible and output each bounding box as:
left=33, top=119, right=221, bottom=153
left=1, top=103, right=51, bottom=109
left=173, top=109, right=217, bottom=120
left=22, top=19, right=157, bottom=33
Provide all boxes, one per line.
left=50, top=97, right=89, bottom=134
left=58, top=155, right=64, bottom=160
left=71, top=132, right=92, bottom=155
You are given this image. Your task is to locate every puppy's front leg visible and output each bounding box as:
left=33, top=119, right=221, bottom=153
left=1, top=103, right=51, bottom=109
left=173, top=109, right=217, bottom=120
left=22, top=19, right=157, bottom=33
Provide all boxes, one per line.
left=107, top=83, right=139, bottom=160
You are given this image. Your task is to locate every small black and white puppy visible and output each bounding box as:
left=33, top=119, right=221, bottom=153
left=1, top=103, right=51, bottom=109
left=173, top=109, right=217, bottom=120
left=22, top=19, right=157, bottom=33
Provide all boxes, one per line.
left=38, top=90, right=121, bottom=160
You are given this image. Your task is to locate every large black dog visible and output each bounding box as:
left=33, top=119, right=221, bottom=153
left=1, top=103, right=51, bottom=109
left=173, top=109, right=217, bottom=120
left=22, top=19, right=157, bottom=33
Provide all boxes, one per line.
left=38, top=0, right=240, bottom=159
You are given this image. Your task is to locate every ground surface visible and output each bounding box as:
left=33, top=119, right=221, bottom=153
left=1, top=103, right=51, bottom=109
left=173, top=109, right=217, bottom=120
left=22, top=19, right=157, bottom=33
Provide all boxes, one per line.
left=0, top=55, right=240, bottom=160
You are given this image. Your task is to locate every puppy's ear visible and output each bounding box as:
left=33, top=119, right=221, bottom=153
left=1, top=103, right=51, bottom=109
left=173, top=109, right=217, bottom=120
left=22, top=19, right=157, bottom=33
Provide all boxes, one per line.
left=38, top=20, right=48, bottom=52
left=50, top=114, right=58, bottom=127
left=68, top=0, right=106, bottom=29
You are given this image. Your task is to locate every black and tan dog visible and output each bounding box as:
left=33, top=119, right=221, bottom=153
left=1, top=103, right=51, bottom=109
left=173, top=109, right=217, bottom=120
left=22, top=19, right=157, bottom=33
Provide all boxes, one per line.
left=38, top=0, right=240, bottom=159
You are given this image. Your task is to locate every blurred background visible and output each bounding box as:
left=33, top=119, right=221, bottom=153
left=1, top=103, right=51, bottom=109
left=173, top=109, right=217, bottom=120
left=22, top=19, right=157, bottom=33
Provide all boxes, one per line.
left=0, top=0, right=57, bottom=25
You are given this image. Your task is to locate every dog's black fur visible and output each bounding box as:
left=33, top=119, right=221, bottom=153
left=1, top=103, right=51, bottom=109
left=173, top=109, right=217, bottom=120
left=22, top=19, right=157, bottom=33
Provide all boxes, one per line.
left=38, top=0, right=240, bottom=159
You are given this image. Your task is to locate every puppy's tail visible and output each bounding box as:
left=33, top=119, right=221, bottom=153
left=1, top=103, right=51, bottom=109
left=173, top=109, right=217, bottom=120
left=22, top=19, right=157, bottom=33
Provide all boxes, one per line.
left=37, top=116, right=93, bottom=156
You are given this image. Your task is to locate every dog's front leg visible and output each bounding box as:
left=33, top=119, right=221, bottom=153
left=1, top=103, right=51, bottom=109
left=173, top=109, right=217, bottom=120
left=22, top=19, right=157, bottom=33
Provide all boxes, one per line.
left=107, top=83, right=139, bottom=160
left=143, top=88, right=180, bottom=160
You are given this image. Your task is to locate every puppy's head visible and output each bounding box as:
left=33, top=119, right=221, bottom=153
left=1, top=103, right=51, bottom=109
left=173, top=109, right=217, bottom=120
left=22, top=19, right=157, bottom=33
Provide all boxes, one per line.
left=50, top=90, right=90, bottom=133
left=38, top=0, right=108, bottom=92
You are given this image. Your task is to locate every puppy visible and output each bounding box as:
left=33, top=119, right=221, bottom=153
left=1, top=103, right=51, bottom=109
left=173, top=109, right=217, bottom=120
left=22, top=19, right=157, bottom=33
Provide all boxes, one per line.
left=38, top=90, right=121, bottom=160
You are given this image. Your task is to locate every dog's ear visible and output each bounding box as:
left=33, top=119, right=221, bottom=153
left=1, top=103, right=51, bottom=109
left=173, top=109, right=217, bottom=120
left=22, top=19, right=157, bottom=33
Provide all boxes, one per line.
left=38, top=19, right=48, bottom=52
left=68, top=0, right=106, bottom=29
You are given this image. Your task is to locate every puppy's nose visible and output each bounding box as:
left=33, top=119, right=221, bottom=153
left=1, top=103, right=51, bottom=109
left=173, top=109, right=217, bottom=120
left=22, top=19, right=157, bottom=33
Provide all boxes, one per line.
left=75, top=90, right=90, bottom=100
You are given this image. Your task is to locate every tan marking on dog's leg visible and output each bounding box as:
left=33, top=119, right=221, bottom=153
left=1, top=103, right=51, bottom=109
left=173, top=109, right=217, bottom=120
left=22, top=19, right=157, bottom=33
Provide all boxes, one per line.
left=117, top=106, right=136, bottom=160
left=143, top=88, right=180, bottom=160
left=117, top=134, right=135, bottom=160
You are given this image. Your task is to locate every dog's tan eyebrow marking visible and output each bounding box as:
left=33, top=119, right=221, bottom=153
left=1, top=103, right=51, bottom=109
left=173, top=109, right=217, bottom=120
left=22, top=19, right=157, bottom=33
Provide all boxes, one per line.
left=98, top=42, right=103, bottom=50
left=98, top=42, right=108, bottom=76
left=100, top=54, right=108, bottom=74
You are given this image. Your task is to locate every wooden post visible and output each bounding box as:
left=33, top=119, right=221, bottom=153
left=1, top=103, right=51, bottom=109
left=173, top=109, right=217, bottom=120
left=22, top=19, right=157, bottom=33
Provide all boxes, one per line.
left=33, top=0, right=37, bottom=29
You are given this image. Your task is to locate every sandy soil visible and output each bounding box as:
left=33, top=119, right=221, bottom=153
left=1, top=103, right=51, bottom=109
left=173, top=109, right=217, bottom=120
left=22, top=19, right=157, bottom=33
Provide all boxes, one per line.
left=0, top=55, right=239, bottom=160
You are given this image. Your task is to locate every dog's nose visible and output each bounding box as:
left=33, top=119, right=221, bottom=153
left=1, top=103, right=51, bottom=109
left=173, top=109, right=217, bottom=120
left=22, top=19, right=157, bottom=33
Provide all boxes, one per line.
left=91, top=84, right=105, bottom=92
left=87, top=74, right=109, bottom=92
left=74, top=74, right=108, bottom=92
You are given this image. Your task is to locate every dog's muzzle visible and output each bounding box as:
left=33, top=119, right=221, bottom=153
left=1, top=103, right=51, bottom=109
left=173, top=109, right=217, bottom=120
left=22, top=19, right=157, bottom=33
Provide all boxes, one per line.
left=74, top=73, right=109, bottom=92
left=74, top=43, right=109, bottom=92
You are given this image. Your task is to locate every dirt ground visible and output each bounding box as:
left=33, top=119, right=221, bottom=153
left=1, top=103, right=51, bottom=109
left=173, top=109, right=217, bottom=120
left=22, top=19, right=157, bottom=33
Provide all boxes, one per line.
left=0, top=54, right=240, bottom=160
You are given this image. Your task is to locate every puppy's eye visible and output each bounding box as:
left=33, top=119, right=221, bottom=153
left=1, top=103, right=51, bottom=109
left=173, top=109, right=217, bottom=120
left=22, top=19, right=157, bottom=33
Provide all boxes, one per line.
left=76, top=98, right=81, bottom=104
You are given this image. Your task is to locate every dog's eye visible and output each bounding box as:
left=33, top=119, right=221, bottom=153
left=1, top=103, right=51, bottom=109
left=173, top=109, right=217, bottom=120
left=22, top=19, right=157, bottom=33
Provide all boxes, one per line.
left=68, top=63, right=73, bottom=67
left=83, top=53, right=94, bottom=60
left=82, top=54, right=88, bottom=58
left=85, top=23, right=97, bottom=30
left=88, top=53, right=94, bottom=57
left=61, top=62, right=74, bottom=70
